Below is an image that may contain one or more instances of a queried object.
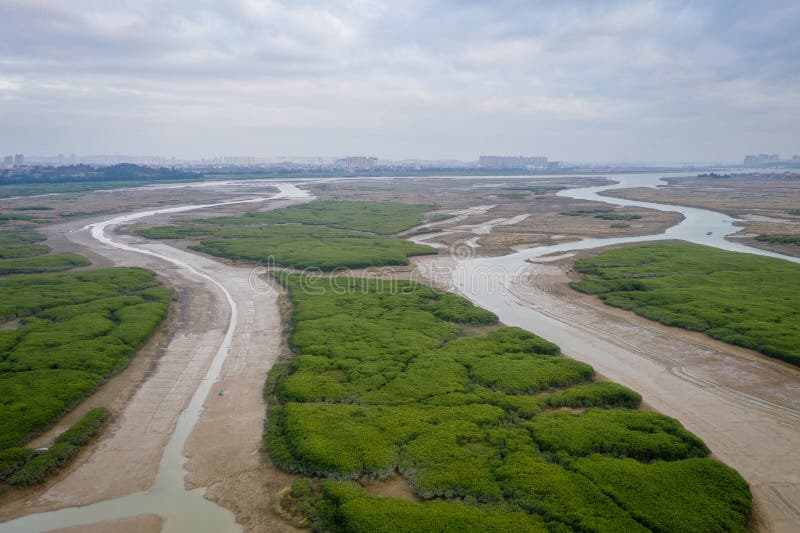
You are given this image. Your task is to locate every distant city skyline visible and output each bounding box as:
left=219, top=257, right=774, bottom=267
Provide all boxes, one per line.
left=4, top=150, right=800, bottom=169
left=1, top=2, right=799, bottom=163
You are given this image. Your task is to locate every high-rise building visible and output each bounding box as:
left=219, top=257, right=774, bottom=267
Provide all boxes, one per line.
left=744, top=154, right=780, bottom=167
left=478, top=155, right=548, bottom=169
left=334, top=156, right=379, bottom=170
left=3, top=155, right=14, bottom=167
left=13, top=153, right=24, bottom=166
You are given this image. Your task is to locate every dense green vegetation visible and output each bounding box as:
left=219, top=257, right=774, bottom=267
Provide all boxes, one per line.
left=0, top=212, right=50, bottom=224
left=0, top=253, right=90, bottom=274
left=139, top=225, right=435, bottom=271
left=198, top=200, right=432, bottom=235
left=3, top=407, right=109, bottom=486
left=560, top=208, right=613, bottom=216
left=137, top=201, right=438, bottom=270
left=560, top=209, right=642, bottom=221
left=571, top=241, right=800, bottom=366
left=316, top=481, right=548, bottom=532
left=575, top=456, right=752, bottom=532
left=0, top=268, right=169, bottom=449
left=266, top=274, right=751, bottom=532
left=756, top=234, right=800, bottom=246
left=0, top=232, right=49, bottom=259
left=502, top=186, right=566, bottom=194
left=594, top=213, right=641, bottom=221
left=9, top=206, right=53, bottom=211
left=0, top=230, right=92, bottom=274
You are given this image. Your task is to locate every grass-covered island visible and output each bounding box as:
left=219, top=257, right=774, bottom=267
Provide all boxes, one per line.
left=266, top=274, right=751, bottom=532
left=571, top=241, right=800, bottom=366
left=0, top=267, right=170, bottom=487
left=0, top=228, right=93, bottom=275
left=137, top=201, right=438, bottom=270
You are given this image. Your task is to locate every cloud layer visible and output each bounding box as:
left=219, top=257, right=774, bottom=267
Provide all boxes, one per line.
left=1, top=0, right=798, bottom=162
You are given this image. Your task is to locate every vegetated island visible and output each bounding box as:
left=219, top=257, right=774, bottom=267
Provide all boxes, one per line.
left=571, top=241, right=800, bottom=367
left=265, top=274, right=751, bottom=532
left=0, top=230, right=90, bottom=275
left=136, top=201, right=439, bottom=270
left=755, top=234, right=800, bottom=247
left=0, top=264, right=170, bottom=487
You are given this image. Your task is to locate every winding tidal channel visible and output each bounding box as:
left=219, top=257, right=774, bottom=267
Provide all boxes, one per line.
left=2, top=174, right=799, bottom=532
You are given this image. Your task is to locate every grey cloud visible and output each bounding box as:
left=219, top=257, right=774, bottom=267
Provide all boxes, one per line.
left=0, top=0, right=798, bottom=161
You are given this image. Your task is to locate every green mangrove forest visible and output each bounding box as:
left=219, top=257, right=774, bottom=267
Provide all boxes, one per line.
left=0, top=229, right=90, bottom=275
left=571, top=241, right=800, bottom=366
left=0, top=266, right=170, bottom=488
left=137, top=201, right=437, bottom=270
left=266, top=274, right=752, bottom=532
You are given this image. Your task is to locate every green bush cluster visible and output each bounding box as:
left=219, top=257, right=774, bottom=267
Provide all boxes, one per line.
left=192, top=230, right=435, bottom=270
left=0, top=253, right=90, bottom=274
left=0, top=212, right=50, bottom=224
left=6, top=443, right=78, bottom=486
left=571, top=241, right=800, bottom=366
left=0, top=269, right=169, bottom=449
left=575, top=456, right=752, bottom=532
left=0, top=448, right=34, bottom=480
left=559, top=209, right=641, bottom=221
left=54, top=407, right=109, bottom=447
left=0, top=232, right=49, bottom=259
left=197, top=200, right=433, bottom=234
left=3, top=407, right=109, bottom=486
left=266, top=274, right=751, bottom=531
left=316, top=481, right=548, bottom=533
left=137, top=201, right=439, bottom=270
left=527, top=409, right=708, bottom=460
left=756, top=234, right=800, bottom=246
left=502, top=186, right=566, bottom=195
left=594, top=213, right=641, bottom=221
left=0, top=230, right=92, bottom=274
left=543, top=381, right=642, bottom=408
left=9, top=206, right=53, bottom=211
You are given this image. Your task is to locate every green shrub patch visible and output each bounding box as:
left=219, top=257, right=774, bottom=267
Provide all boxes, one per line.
left=4, top=407, right=110, bottom=487
left=137, top=201, right=439, bottom=270
left=575, top=455, right=752, bottom=533
left=756, top=234, right=800, bottom=246
left=571, top=241, right=800, bottom=366
left=265, top=273, right=751, bottom=531
left=0, top=269, right=168, bottom=449
left=316, top=481, right=548, bottom=533
left=0, top=253, right=90, bottom=274
left=197, top=201, right=432, bottom=235
left=527, top=409, right=708, bottom=460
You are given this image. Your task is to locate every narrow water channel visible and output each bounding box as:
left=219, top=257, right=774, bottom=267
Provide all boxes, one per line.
left=0, top=184, right=309, bottom=533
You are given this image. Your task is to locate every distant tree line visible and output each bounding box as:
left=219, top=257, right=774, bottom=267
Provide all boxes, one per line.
left=0, top=164, right=197, bottom=184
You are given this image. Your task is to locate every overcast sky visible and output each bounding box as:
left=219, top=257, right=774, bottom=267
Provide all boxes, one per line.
left=1, top=1, right=798, bottom=163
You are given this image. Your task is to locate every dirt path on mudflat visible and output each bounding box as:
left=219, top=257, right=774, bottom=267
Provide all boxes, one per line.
left=420, top=255, right=800, bottom=532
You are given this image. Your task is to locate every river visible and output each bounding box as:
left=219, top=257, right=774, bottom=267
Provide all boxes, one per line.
left=0, top=183, right=309, bottom=533
left=2, top=173, right=799, bottom=531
